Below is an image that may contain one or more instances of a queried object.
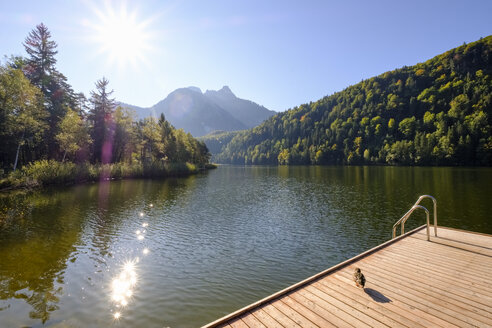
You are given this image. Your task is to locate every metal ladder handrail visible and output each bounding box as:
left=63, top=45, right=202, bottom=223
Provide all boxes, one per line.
left=392, top=195, right=437, bottom=241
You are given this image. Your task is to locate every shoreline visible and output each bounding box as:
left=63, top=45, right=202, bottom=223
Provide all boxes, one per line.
left=0, top=161, right=218, bottom=193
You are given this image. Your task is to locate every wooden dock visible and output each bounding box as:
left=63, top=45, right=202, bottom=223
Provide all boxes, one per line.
left=203, top=226, right=492, bottom=328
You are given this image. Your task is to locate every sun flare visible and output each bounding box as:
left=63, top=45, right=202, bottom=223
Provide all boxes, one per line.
left=85, top=2, right=154, bottom=69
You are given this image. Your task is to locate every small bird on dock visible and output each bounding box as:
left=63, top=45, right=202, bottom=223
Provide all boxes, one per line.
left=353, top=268, right=366, bottom=288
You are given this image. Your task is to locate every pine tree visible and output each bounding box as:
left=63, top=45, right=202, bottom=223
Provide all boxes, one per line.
left=89, top=77, right=116, bottom=163
left=23, top=23, right=74, bottom=158
left=23, top=23, right=57, bottom=93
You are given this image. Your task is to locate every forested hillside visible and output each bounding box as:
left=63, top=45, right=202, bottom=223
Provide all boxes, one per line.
left=216, top=36, right=492, bottom=166
left=198, top=130, right=241, bottom=161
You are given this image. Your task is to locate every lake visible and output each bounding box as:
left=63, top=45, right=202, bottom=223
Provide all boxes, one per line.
left=0, top=166, right=491, bottom=327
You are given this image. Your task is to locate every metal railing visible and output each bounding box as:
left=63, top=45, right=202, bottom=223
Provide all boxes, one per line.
left=392, top=195, right=437, bottom=241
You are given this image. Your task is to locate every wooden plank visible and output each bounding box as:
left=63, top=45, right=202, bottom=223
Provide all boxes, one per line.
left=348, top=261, right=492, bottom=325
left=303, top=284, right=380, bottom=327
left=366, top=254, right=492, bottom=309
left=370, top=242, right=492, bottom=284
left=317, top=276, right=429, bottom=327
left=337, top=269, right=483, bottom=328
left=410, top=233, right=492, bottom=257
left=356, top=255, right=492, bottom=316
left=251, top=308, right=284, bottom=328
left=372, top=250, right=492, bottom=297
left=367, top=250, right=492, bottom=300
left=280, top=295, right=337, bottom=328
left=391, top=245, right=492, bottom=276
left=296, top=288, right=369, bottom=327
left=397, top=237, right=492, bottom=271
left=336, top=271, right=467, bottom=328
left=239, top=312, right=268, bottom=328
left=272, top=299, right=319, bottom=328
left=331, top=273, right=455, bottom=328
left=370, top=247, right=491, bottom=286
left=288, top=290, right=353, bottom=328
left=261, top=302, right=302, bottom=328
left=406, top=233, right=492, bottom=258
left=418, top=227, right=492, bottom=248
left=311, top=280, right=407, bottom=327
left=229, top=318, right=250, bottom=328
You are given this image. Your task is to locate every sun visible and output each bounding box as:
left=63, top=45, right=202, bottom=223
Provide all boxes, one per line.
left=84, top=2, right=154, bottom=70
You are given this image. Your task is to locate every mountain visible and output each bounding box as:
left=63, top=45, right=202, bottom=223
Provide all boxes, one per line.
left=215, top=36, right=492, bottom=166
left=118, top=102, right=150, bottom=120
left=204, top=86, right=276, bottom=128
left=119, top=86, right=275, bottom=137
left=150, top=87, right=247, bottom=137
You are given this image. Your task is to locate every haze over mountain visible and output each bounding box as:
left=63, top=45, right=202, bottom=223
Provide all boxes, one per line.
left=204, top=86, right=274, bottom=128
left=120, top=86, right=275, bottom=137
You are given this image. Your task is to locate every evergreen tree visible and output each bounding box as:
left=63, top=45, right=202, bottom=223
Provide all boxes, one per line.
left=23, top=23, right=57, bottom=93
left=23, top=23, right=74, bottom=158
left=89, top=77, right=116, bottom=163
left=112, top=106, right=136, bottom=163
left=1, top=22, right=211, bottom=177
left=158, top=113, right=177, bottom=162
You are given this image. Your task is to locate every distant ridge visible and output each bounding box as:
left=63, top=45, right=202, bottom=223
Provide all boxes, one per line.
left=119, top=86, right=275, bottom=137
left=205, top=86, right=275, bottom=128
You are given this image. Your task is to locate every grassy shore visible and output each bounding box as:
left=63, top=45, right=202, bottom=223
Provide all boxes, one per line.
left=0, top=160, right=217, bottom=191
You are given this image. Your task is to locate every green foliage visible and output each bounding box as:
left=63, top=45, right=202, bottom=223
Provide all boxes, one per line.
left=0, top=160, right=202, bottom=189
left=216, top=36, right=492, bottom=166
left=88, top=77, right=117, bottom=163
left=23, top=23, right=76, bottom=157
left=56, top=108, right=92, bottom=161
left=0, top=23, right=211, bottom=183
left=22, top=160, right=79, bottom=185
left=198, top=130, right=241, bottom=160
left=0, top=66, right=47, bottom=170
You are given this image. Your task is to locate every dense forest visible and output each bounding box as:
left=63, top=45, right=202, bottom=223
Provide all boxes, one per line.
left=216, top=36, right=492, bottom=166
left=198, top=130, right=241, bottom=161
left=0, top=23, right=210, bottom=185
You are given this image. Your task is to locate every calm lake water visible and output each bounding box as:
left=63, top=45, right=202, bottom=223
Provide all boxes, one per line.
left=0, top=166, right=491, bottom=327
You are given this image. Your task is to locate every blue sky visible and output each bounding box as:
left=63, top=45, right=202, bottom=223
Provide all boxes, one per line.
left=0, top=0, right=491, bottom=111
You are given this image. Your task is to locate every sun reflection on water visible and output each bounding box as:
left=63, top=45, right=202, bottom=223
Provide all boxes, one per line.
left=109, top=208, right=152, bottom=320
left=111, top=259, right=138, bottom=308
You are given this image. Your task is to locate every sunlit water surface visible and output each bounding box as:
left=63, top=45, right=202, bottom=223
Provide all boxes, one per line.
left=0, top=166, right=491, bottom=327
